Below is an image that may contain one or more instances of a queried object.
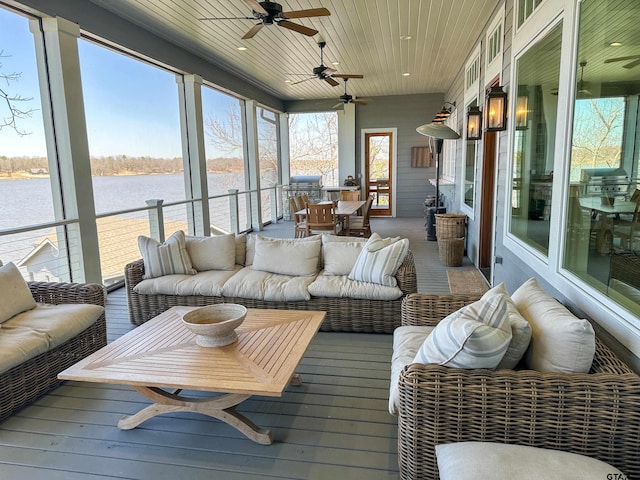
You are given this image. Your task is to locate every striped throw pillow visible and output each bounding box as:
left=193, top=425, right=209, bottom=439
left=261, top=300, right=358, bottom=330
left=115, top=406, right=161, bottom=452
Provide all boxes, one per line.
left=414, top=294, right=512, bottom=369
left=138, top=230, right=196, bottom=279
left=348, top=233, right=409, bottom=287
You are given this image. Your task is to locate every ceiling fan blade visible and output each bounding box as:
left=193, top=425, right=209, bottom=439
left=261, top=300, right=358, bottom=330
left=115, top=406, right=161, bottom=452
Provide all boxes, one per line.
left=199, top=16, right=255, bottom=21
left=352, top=99, right=369, bottom=105
left=332, top=103, right=343, bottom=109
left=291, top=77, right=315, bottom=85
left=624, top=58, right=640, bottom=69
left=604, top=55, right=640, bottom=64
left=242, top=23, right=264, bottom=39
left=332, top=74, right=364, bottom=79
left=244, top=0, right=268, bottom=15
left=282, top=7, right=331, bottom=19
left=324, top=77, right=340, bottom=87
left=278, top=20, right=318, bottom=37
left=322, top=67, right=338, bottom=75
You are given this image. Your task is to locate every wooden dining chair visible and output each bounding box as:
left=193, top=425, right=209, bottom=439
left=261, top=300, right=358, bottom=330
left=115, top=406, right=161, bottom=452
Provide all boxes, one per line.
left=346, top=194, right=374, bottom=238
left=305, top=203, right=342, bottom=235
left=614, top=189, right=640, bottom=250
left=288, top=197, right=308, bottom=238
left=340, top=190, right=360, bottom=201
left=294, top=195, right=306, bottom=212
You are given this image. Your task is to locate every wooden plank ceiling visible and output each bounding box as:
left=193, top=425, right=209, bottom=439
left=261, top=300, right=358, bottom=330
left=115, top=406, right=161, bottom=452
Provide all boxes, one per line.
left=87, top=0, right=500, bottom=101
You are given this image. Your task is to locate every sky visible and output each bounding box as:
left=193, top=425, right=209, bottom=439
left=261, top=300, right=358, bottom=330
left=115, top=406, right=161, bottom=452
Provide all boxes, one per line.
left=0, top=7, right=233, bottom=159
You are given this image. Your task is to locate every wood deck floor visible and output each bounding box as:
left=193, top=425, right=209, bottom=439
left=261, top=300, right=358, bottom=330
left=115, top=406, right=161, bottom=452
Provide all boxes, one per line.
left=0, top=217, right=479, bottom=480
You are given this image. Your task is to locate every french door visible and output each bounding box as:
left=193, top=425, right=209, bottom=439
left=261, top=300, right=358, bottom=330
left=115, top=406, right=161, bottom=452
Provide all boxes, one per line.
left=364, top=131, right=393, bottom=216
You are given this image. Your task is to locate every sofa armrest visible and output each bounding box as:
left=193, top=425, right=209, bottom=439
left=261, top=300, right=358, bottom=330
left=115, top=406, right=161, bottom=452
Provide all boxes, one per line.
left=397, top=352, right=640, bottom=480
left=396, top=251, right=417, bottom=296
left=28, top=281, right=106, bottom=307
left=401, top=292, right=481, bottom=327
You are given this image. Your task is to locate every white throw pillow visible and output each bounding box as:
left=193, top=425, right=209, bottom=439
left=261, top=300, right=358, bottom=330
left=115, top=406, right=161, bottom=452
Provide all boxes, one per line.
left=235, top=233, right=247, bottom=266
left=481, top=283, right=532, bottom=369
left=138, top=230, right=196, bottom=279
left=512, top=277, right=595, bottom=373
left=322, top=241, right=364, bottom=275
left=413, top=294, right=512, bottom=369
left=0, top=262, right=37, bottom=324
left=348, top=233, right=409, bottom=287
left=185, top=234, right=236, bottom=271
left=252, top=235, right=321, bottom=276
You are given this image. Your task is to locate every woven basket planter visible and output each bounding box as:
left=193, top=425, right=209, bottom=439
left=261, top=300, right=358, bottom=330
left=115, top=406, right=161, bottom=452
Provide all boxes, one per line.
left=438, top=237, right=464, bottom=267
left=435, top=213, right=467, bottom=240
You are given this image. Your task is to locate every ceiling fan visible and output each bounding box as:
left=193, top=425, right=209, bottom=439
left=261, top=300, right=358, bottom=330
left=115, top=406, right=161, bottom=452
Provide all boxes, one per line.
left=289, top=41, right=364, bottom=87
left=604, top=54, right=640, bottom=70
left=199, top=0, right=330, bottom=39
left=332, top=78, right=370, bottom=108
left=577, top=61, right=592, bottom=96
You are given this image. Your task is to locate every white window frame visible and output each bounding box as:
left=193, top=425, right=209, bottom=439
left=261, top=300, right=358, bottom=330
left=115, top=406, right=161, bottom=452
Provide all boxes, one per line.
left=464, top=45, right=482, bottom=102
left=442, top=109, right=458, bottom=182
left=485, top=6, right=505, bottom=84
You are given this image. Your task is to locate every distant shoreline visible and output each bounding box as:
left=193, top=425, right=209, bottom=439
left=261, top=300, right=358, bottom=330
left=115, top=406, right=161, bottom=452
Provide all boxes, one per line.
left=0, top=170, right=242, bottom=180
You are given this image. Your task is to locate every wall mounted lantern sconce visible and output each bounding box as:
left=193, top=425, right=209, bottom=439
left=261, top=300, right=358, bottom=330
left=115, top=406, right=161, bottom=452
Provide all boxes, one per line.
left=515, top=95, right=528, bottom=130
left=466, top=105, right=483, bottom=140
left=484, top=85, right=508, bottom=131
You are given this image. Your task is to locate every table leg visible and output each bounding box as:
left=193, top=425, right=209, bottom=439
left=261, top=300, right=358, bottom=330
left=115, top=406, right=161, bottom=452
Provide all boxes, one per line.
left=118, top=386, right=273, bottom=445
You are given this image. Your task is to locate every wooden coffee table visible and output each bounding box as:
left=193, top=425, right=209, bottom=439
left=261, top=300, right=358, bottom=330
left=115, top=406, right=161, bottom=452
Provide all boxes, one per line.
left=58, top=307, right=325, bottom=444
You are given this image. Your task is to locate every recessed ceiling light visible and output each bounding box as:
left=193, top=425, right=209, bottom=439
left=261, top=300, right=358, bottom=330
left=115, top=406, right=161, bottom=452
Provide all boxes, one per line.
left=332, top=61, right=340, bottom=66
left=237, top=46, right=247, bottom=51
left=284, top=79, right=292, bottom=83
left=402, top=72, right=411, bottom=77
left=400, top=35, right=412, bottom=40
left=610, top=41, right=623, bottom=47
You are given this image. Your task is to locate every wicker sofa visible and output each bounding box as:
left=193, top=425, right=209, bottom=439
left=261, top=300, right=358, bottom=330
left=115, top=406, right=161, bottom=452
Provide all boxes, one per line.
left=125, top=241, right=417, bottom=333
left=0, top=281, right=107, bottom=422
left=396, top=293, right=640, bottom=480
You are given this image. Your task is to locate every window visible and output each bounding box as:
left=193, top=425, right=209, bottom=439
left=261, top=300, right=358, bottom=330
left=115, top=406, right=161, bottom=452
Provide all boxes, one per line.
left=79, top=39, right=184, bottom=214
left=508, top=21, right=562, bottom=255
left=442, top=109, right=458, bottom=182
left=257, top=106, right=279, bottom=221
left=563, top=0, right=640, bottom=316
left=202, top=85, right=248, bottom=230
left=517, top=0, right=545, bottom=29
left=0, top=8, right=52, bottom=231
left=485, top=8, right=505, bottom=85
left=288, top=112, right=338, bottom=186
left=464, top=99, right=479, bottom=210
left=466, top=55, right=480, bottom=91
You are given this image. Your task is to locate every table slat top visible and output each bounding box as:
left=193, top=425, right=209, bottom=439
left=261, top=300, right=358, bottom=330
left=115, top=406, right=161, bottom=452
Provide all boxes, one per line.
left=59, top=307, right=325, bottom=396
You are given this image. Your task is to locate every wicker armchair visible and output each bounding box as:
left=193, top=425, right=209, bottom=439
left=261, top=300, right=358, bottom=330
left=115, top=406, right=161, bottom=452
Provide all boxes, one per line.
left=0, top=281, right=107, bottom=422
left=397, top=293, right=640, bottom=480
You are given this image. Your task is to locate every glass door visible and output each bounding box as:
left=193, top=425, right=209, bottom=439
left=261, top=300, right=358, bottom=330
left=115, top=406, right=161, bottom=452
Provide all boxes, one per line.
left=365, top=132, right=392, bottom=216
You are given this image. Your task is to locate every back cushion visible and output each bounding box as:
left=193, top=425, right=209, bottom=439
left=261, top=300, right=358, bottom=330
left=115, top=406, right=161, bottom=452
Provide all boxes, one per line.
left=185, top=234, right=236, bottom=271
left=512, top=277, right=595, bottom=373
left=0, top=262, right=37, bottom=324
left=252, top=235, right=321, bottom=276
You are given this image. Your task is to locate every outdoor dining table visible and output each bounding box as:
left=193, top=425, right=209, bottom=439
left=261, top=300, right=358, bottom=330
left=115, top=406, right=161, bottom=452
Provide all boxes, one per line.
left=296, top=200, right=366, bottom=235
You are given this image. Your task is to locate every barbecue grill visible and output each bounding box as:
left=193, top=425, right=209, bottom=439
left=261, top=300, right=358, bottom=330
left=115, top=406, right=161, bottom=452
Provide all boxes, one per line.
left=283, top=175, right=323, bottom=220
left=580, top=167, right=629, bottom=199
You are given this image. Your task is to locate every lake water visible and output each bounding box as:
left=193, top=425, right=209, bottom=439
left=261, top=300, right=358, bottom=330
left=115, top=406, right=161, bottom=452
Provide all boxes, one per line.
left=0, top=172, right=245, bottom=230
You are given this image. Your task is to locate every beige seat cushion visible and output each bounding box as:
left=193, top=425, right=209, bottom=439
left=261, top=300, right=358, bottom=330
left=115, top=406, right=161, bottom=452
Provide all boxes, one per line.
left=222, top=266, right=316, bottom=301
left=133, top=268, right=240, bottom=296
left=0, top=303, right=105, bottom=373
left=389, top=325, right=434, bottom=414
left=308, top=272, right=402, bottom=300
left=436, top=442, right=624, bottom=480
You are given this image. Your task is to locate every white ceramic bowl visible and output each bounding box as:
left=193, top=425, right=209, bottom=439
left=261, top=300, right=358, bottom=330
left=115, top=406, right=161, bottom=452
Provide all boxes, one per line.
left=181, top=304, right=247, bottom=347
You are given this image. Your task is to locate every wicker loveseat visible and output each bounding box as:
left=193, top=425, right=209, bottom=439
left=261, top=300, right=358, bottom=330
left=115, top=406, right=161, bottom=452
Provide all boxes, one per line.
left=125, top=240, right=417, bottom=333
left=0, top=281, right=107, bottom=422
left=396, top=293, right=640, bottom=480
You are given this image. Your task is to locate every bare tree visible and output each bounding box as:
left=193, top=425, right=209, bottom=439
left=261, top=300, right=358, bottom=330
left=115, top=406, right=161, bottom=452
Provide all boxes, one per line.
left=289, top=112, right=338, bottom=185
left=0, top=50, right=35, bottom=136
left=571, top=97, right=624, bottom=180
